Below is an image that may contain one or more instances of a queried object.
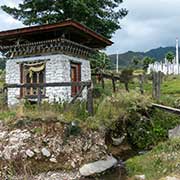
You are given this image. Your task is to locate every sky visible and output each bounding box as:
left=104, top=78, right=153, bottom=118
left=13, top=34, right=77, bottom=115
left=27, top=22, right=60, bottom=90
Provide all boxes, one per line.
left=0, top=0, right=180, bottom=55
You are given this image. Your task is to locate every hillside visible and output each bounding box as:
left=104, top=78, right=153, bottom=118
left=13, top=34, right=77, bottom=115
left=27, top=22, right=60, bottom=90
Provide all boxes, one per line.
left=109, top=47, right=180, bottom=68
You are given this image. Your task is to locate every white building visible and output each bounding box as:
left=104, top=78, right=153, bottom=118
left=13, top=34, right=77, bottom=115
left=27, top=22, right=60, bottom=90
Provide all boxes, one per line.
left=148, top=38, right=179, bottom=75
left=0, top=20, right=112, bottom=106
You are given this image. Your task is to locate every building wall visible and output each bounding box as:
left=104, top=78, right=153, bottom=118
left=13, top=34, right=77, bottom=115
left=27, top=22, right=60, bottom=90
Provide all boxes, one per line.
left=6, top=54, right=91, bottom=106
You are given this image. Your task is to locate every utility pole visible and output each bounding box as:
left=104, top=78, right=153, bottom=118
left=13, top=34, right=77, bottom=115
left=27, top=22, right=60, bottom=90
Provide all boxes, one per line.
left=176, top=37, right=179, bottom=74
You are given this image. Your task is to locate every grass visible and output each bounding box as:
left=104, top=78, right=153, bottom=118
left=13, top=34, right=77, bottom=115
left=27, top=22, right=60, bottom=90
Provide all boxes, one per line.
left=126, top=138, right=180, bottom=180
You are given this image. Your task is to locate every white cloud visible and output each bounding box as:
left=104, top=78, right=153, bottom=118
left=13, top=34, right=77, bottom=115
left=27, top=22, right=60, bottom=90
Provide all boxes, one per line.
left=107, top=0, right=180, bottom=54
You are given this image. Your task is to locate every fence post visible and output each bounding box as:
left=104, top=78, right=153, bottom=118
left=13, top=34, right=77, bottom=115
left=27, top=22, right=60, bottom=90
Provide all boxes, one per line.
left=101, top=72, right=105, bottom=89
left=139, top=74, right=144, bottom=94
left=152, top=72, right=156, bottom=99
left=112, top=74, right=116, bottom=93
left=152, top=71, right=161, bottom=100
left=3, top=86, right=7, bottom=106
left=87, top=84, right=93, bottom=115
left=37, top=87, right=41, bottom=106
left=156, top=71, right=161, bottom=100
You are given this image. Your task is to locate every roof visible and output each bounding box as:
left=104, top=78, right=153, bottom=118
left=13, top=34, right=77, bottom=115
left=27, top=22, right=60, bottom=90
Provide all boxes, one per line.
left=0, top=19, right=113, bottom=49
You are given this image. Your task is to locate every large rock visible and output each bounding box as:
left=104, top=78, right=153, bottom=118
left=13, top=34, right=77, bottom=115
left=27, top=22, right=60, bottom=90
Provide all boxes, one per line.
left=79, top=156, right=117, bottom=176
left=168, top=125, right=180, bottom=139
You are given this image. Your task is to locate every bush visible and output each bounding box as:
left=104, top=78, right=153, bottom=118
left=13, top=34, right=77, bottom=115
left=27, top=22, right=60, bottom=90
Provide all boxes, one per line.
left=127, top=109, right=180, bottom=149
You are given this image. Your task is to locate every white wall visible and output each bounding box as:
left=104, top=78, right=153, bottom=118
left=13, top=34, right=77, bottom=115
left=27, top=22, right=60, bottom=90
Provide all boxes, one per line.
left=6, top=54, right=91, bottom=106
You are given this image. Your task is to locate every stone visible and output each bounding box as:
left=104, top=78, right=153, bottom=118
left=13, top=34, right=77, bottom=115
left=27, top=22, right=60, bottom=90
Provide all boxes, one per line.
left=134, top=175, right=146, bottom=180
left=50, top=157, right=57, bottom=163
left=111, top=135, right=126, bottom=146
left=0, top=131, right=8, bottom=140
left=26, top=149, right=35, bottom=158
left=168, top=125, right=180, bottom=138
left=79, top=156, right=117, bottom=176
left=41, top=148, right=51, bottom=157
left=71, top=161, right=76, bottom=168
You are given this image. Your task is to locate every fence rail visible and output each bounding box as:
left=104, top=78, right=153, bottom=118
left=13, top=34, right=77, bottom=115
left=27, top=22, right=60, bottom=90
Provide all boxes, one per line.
left=4, top=81, right=93, bottom=115
left=152, top=103, right=180, bottom=115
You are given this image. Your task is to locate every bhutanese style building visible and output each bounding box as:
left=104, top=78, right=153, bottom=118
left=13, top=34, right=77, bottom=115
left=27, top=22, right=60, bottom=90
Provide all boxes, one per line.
left=0, top=20, right=112, bottom=106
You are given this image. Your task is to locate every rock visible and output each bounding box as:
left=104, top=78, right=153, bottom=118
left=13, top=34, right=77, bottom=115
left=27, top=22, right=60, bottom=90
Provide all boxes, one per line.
left=111, top=135, right=126, bottom=146
left=79, top=156, right=117, bottom=176
left=0, top=131, right=8, bottom=140
left=168, top=125, right=180, bottom=138
left=26, top=149, right=35, bottom=158
left=71, top=161, right=76, bottom=168
left=134, top=175, right=146, bottom=180
left=41, top=148, right=51, bottom=157
left=50, top=157, right=57, bottom=163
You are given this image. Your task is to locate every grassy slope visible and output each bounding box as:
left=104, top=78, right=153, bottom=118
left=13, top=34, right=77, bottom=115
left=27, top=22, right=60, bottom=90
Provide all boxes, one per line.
left=126, top=138, right=180, bottom=180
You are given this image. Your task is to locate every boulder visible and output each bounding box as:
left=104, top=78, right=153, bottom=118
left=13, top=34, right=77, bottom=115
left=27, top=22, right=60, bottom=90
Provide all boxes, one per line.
left=79, top=156, right=117, bottom=176
left=168, top=125, right=180, bottom=139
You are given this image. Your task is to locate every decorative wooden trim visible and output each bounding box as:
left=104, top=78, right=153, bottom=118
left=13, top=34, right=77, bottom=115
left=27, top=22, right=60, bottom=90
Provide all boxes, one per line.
left=17, top=59, right=50, bottom=64
left=1, top=38, right=95, bottom=59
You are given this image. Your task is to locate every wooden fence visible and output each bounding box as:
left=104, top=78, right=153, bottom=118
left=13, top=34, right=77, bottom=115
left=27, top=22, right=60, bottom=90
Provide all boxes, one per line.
left=4, top=81, right=94, bottom=115
left=92, top=71, right=163, bottom=100
left=92, top=72, right=145, bottom=94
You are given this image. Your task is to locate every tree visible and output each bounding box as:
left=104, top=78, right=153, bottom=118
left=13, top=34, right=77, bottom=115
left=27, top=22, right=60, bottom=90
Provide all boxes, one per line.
left=90, top=52, right=111, bottom=72
left=166, top=51, right=174, bottom=64
left=132, top=56, right=142, bottom=68
left=142, top=56, right=155, bottom=72
left=1, top=0, right=128, bottom=38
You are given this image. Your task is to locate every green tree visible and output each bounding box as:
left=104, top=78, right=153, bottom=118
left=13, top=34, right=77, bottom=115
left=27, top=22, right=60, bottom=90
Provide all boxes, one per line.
left=165, top=51, right=175, bottom=64
left=90, top=52, right=111, bottom=72
left=132, top=56, right=142, bottom=68
left=1, top=0, right=128, bottom=38
left=142, top=56, right=155, bottom=72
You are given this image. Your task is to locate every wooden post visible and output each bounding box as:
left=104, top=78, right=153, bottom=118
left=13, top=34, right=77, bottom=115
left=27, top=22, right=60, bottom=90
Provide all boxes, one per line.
left=37, top=87, right=41, bottom=106
left=112, top=74, right=116, bottom=93
left=152, top=71, right=161, bottom=100
left=101, top=73, right=105, bottom=89
left=156, top=71, right=161, bottom=100
left=139, top=74, right=144, bottom=94
left=152, top=72, right=156, bottom=99
left=87, top=85, right=93, bottom=115
left=3, top=86, right=7, bottom=106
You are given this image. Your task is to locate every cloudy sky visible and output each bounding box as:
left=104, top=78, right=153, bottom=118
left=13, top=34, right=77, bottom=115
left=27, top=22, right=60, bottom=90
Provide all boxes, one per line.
left=0, top=0, right=180, bottom=55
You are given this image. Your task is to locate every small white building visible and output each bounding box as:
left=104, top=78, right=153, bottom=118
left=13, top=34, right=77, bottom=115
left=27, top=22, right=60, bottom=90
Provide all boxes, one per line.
left=148, top=38, right=179, bottom=75
left=0, top=20, right=112, bottom=106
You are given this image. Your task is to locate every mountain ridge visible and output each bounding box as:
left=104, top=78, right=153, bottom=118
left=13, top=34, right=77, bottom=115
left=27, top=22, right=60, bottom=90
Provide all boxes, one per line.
left=109, top=46, right=180, bottom=68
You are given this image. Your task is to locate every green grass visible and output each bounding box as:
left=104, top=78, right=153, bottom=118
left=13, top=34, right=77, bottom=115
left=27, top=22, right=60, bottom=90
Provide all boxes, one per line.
left=126, top=138, right=180, bottom=180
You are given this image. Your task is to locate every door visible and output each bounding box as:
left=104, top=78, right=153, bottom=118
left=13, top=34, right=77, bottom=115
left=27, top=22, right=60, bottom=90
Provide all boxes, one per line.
left=71, top=63, right=81, bottom=96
